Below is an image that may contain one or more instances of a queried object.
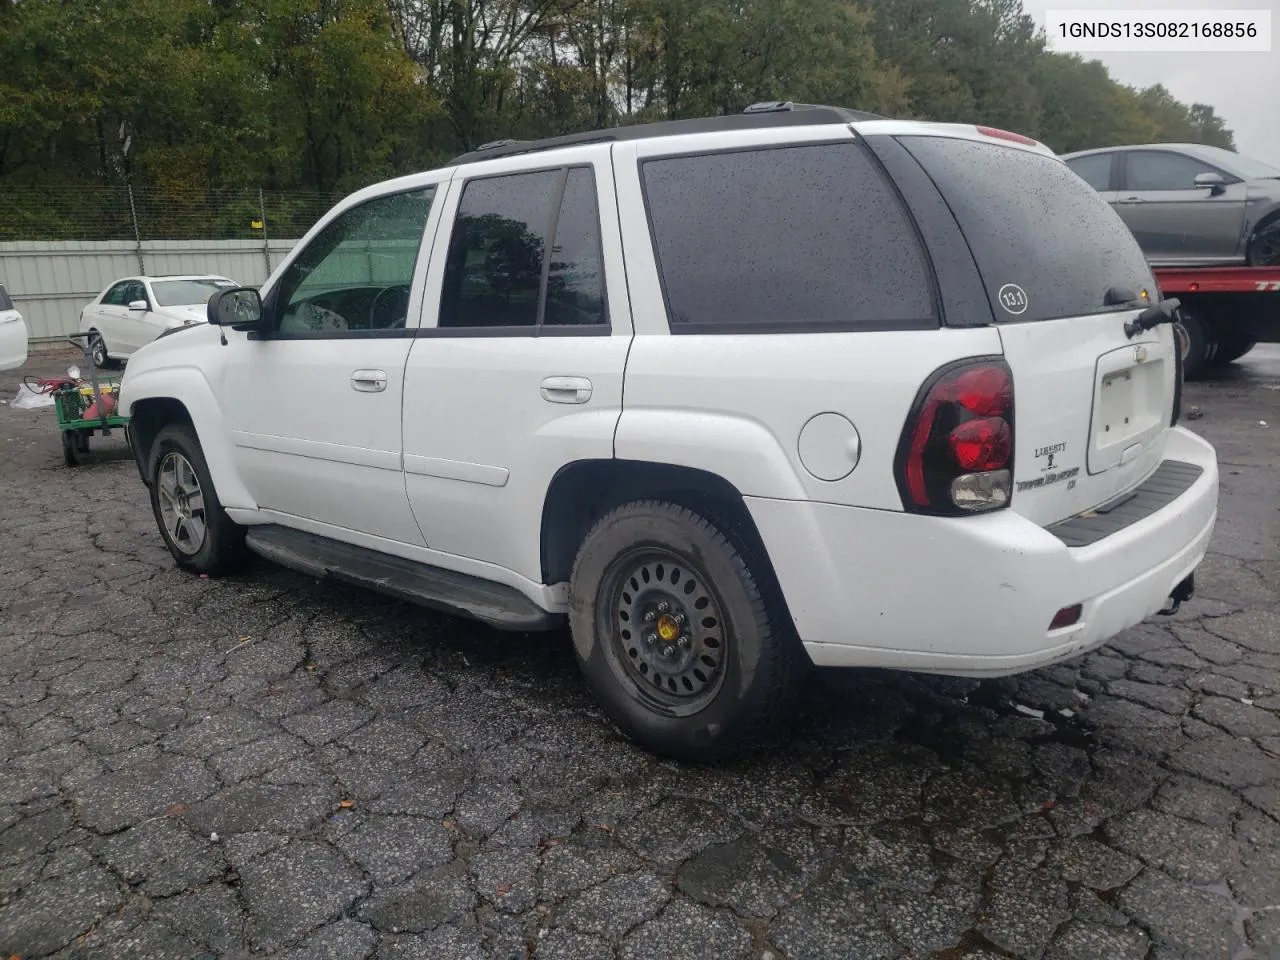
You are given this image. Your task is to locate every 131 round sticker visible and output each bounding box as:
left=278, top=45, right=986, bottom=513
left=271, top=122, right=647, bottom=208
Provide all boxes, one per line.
left=998, top=283, right=1029, bottom=315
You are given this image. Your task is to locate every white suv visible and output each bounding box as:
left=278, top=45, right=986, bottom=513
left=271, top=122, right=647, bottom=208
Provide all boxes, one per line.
left=118, top=103, right=1219, bottom=759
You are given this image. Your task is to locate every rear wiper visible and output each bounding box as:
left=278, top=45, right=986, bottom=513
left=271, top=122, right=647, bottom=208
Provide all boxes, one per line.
left=1125, top=297, right=1181, bottom=338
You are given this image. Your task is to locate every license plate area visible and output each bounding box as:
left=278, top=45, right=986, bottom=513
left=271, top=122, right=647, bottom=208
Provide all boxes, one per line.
left=1088, top=343, right=1167, bottom=475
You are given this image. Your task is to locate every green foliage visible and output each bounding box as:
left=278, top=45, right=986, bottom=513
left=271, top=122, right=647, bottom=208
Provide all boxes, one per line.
left=0, top=0, right=1238, bottom=206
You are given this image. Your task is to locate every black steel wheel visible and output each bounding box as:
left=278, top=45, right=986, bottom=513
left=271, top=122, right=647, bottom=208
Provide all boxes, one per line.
left=601, top=549, right=728, bottom=717
left=569, top=499, right=806, bottom=760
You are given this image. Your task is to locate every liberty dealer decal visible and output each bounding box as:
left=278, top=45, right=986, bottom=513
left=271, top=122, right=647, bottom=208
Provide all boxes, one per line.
left=1018, top=441, right=1078, bottom=492
left=1035, top=442, right=1066, bottom=471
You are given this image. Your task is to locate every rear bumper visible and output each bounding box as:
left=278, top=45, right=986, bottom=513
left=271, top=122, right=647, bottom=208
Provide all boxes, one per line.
left=746, top=426, right=1218, bottom=676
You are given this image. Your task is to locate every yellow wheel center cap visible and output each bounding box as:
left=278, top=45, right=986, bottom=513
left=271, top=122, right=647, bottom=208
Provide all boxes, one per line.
left=656, top=614, right=680, bottom=642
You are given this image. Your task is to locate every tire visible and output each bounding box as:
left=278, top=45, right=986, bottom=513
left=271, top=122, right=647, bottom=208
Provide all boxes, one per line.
left=89, top=332, right=118, bottom=370
left=1210, top=332, right=1257, bottom=366
left=1246, top=217, right=1280, bottom=267
left=61, top=430, right=81, bottom=467
left=1177, top=310, right=1209, bottom=379
left=568, top=499, right=805, bottom=760
left=148, top=423, right=249, bottom=575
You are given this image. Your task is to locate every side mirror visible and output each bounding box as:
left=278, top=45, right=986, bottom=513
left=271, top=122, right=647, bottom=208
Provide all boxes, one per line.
left=1194, top=172, right=1226, bottom=195
left=208, top=287, right=263, bottom=330
left=127, top=300, right=148, bottom=311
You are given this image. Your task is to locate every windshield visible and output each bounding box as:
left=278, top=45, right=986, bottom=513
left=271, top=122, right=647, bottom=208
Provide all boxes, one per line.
left=151, top=278, right=235, bottom=307
left=900, top=136, right=1156, bottom=324
left=1188, top=144, right=1280, bottom=180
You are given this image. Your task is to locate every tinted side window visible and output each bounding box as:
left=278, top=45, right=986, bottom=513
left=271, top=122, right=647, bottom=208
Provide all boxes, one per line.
left=1126, top=151, right=1219, bottom=191
left=1066, top=154, right=1113, bottom=191
left=276, top=188, right=435, bottom=334
left=641, top=143, right=935, bottom=333
left=901, top=136, right=1154, bottom=324
left=0, top=284, right=13, bottom=311
left=128, top=281, right=148, bottom=306
left=544, top=169, right=607, bottom=327
left=439, top=171, right=561, bottom=329
left=103, top=282, right=130, bottom=306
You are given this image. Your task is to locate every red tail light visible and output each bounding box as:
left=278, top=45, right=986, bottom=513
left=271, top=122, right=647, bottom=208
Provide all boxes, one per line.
left=896, top=358, right=1015, bottom=514
left=949, top=417, right=1012, bottom=471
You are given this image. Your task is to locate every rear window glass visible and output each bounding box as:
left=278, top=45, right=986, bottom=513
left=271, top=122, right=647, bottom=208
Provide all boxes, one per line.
left=0, top=284, right=12, bottom=311
left=901, top=136, right=1155, bottom=323
left=641, top=142, right=936, bottom=333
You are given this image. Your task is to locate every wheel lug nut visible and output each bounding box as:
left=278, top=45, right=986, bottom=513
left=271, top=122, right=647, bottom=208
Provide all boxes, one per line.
left=644, top=611, right=656, bottom=622
left=675, top=612, right=686, bottom=625
left=663, top=645, right=675, bottom=658
left=678, top=636, right=690, bottom=650
left=657, top=601, right=670, bottom=613
left=645, top=631, right=656, bottom=644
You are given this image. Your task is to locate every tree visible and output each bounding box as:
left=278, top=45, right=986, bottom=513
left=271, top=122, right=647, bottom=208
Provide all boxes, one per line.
left=0, top=0, right=1242, bottom=211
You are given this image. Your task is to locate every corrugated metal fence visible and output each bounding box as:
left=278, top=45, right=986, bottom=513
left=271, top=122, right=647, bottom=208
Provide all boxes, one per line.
left=0, top=239, right=299, bottom=343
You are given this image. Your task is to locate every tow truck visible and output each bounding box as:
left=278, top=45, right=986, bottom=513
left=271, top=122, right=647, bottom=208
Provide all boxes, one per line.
left=1156, top=265, right=1280, bottom=378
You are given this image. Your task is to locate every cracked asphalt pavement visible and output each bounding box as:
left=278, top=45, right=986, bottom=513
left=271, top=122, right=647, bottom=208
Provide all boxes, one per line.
left=2, top=346, right=1279, bottom=960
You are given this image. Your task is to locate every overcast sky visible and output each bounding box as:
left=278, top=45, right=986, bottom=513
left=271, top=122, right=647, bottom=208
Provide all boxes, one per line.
left=1020, top=0, right=1280, bottom=164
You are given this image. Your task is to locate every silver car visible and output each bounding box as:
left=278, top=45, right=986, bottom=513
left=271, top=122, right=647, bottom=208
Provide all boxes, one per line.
left=1061, top=143, right=1280, bottom=267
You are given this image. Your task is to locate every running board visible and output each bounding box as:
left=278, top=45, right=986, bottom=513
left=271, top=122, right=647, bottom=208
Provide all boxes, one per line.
left=244, top=525, right=560, bottom=632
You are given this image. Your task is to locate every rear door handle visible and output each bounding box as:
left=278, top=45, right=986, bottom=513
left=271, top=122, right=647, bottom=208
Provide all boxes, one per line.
left=351, top=369, right=388, bottom=393
left=540, top=376, right=592, bottom=404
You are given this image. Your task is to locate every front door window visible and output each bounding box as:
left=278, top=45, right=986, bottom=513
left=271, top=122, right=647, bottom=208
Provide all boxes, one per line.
left=275, top=188, right=436, bottom=335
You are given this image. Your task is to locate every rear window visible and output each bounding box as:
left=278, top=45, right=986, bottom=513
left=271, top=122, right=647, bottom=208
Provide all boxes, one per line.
left=901, top=137, right=1155, bottom=324
left=641, top=142, right=936, bottom=333
left=0, top=284, right=12, bottom=311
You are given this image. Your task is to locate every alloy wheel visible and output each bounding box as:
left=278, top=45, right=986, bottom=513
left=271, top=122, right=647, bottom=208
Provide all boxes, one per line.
left=156, top=452, right=208, bottom=555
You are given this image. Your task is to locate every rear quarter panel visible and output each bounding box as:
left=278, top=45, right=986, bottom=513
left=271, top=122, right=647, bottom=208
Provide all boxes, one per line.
left=610, top=131, right=1004, bottom=506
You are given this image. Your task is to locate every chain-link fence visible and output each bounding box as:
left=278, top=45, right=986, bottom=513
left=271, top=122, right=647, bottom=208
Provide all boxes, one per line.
left=0, top=184, right=345, bottom=342
left=0, top=184, right=341, bottom=243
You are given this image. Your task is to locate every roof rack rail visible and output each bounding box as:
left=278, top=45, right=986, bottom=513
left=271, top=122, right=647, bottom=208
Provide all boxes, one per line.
left=448, top=104, right=888, bottom=165
left=742, top=101, right=795, bottom=114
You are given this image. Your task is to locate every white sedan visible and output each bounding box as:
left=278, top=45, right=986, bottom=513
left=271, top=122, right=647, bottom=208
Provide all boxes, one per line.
left=79, top=275, right=238, bottom=368
left=0, top=282, right=29, bottom=371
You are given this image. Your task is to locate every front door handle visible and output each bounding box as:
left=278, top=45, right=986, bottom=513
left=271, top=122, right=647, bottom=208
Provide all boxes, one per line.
left=1120, top=196, right=1147, bottom=203
left=351, top=369, right=388, bottom=393
left=540, top=376, right=592, bottom=404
